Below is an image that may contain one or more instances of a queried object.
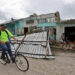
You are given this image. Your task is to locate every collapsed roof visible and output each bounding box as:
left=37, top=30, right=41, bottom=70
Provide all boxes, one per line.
left=11, top=31, right=55, bottom=59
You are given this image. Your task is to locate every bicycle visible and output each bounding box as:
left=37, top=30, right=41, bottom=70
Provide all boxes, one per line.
left=0, top=40, right=29, bottom=72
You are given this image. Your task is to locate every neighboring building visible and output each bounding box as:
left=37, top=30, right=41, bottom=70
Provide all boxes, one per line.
left=0, top=19, right=24, bottom=36
left=0, top=11, right=60, bottom=36
left=37, top=11, right=60, bottom=30
left=56, top=19, right=75, bottom=42
left=23, top=16, right=37, bottom=34
left=23, top=11, right=60, bottom=34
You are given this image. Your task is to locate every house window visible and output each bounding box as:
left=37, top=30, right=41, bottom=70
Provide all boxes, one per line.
left=51, top=17, right=55, bottom=22
left=47, top=18, right=55, bottom=23
left=47, top=18, right=50, bottom=22
left=38, top=18, right=47, bottom=23
left=26, top=20, right=34, bottom=24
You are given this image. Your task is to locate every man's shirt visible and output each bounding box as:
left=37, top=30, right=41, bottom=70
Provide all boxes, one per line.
left=0, top=29, right=13, bottom=42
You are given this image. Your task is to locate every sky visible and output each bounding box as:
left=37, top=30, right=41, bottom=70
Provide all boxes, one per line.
left=0, top=0, right=75, bottom=23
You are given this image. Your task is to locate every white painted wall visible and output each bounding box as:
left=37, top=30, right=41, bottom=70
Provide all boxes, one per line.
left=23, top=20, right=37, bottom=28
left=56, top=24, right=75, bottom=42
left=56, top=25, right=64, bottom=41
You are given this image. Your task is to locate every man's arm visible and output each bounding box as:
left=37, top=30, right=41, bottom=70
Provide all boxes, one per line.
left=12, top=36, right=17, bottom=40
left=6, top=29, right=17, bottom=41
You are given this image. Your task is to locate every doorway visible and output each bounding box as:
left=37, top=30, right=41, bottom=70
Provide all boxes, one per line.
left=65, top=27, right=75, bottom=42
left=24, top=27, right=28, bottom=34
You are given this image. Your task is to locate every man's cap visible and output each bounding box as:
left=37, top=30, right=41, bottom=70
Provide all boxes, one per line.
left=0, top=24, right=6, bottom=27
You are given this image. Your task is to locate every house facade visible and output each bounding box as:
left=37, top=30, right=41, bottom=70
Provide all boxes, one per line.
left=0, top=19, right=24, bottom=36
left=37, top=11, right=60, bottom=30
left=23, top=11, right=60, bottom=34
left=56, top=19, right=75, bottom=42
left=23, top=16, right=37, bottom=34
left=0, top=11, right=60, bottom=37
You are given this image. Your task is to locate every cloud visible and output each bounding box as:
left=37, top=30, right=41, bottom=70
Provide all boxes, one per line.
left=0, top=0, right=30, bottom=20
left=60, top=1, right=75, bottom=19
left=24, top=0, right=64, bottom=15
left=63, top=0, right=75, bottom=4
left=0, top=0, right=75, bottom=23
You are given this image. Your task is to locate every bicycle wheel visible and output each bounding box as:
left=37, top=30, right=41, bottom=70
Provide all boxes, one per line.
left=15, top=54, right=29, bottom=72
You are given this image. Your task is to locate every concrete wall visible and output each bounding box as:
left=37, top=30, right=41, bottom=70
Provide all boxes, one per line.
left=56, top=25, right=64, bottom=41
left=23, top=17, right=37, bottom=28
left=23, top=20, right=37, bottom=27
left=37, top=13, right=55, bottom=19
left=56, top=24, right=75, bottom=42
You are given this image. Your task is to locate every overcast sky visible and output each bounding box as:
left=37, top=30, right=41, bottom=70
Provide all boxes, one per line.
left=0, top=0, right=75, bottom=23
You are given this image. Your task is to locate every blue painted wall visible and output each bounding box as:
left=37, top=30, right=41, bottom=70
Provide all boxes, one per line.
left=17, top=20, right=24, bottom=34
left=6, top=20, right=24, bottom=36
left=37, top=22, right=56, bottom=30
left=6, top=23, right=15, bottom=35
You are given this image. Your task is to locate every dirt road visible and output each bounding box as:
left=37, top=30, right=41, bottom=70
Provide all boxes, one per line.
left=0, top=48, right=75, bottom=75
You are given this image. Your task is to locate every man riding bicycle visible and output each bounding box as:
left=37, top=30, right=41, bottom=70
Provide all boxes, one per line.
left=0, top=24, right=17, bottom=63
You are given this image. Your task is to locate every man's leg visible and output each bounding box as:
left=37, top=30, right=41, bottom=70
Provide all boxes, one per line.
left=6, top=42, right=15, bottom=62
left=0, top=43, right=8, bottom=59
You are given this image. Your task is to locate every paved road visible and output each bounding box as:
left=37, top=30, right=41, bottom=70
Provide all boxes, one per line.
left=0, top=49, right=75, bottom=75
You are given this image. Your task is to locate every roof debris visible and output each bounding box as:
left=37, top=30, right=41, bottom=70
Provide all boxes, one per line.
left=11, top=31, right=55, bottom=59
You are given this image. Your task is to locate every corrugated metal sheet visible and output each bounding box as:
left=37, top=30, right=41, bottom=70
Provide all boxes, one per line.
left=11, top=31, right=55, bottom=59
left=24, top=32, right=47, bottom=41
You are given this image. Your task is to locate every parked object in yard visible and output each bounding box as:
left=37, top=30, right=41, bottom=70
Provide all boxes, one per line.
left=12, top=31, right=55, bottom=59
